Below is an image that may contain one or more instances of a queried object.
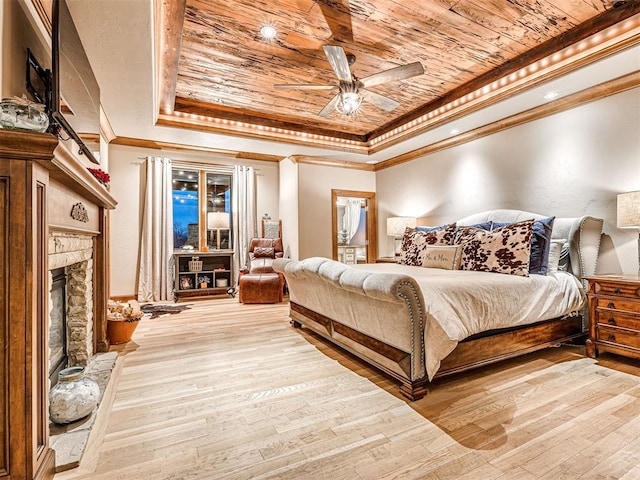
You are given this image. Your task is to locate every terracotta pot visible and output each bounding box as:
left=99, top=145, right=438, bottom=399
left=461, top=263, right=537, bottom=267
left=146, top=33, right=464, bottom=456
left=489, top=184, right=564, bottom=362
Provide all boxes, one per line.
left=107, top=319, right=140, bottom=344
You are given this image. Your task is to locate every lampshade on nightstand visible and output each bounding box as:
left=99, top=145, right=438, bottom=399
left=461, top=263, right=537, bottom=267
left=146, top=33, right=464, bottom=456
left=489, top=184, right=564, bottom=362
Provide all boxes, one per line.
left=387, top=216, right=416, bottom=256
left=617, top=191, right=640, bottom=274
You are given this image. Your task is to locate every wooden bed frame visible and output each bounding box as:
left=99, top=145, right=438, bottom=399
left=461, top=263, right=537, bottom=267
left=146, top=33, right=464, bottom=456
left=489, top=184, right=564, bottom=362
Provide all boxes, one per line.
left=290, top=302, right=583, bottom=400
left=277, top=210, right=603, bottom=401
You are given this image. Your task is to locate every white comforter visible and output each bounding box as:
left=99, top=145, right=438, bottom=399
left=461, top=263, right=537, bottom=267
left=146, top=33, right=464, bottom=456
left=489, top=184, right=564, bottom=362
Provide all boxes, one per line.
left=352, top=264, right=586, bottom=379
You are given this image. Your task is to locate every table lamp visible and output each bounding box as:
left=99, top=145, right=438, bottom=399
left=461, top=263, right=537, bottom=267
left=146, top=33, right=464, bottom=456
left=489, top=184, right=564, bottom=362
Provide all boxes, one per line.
left=207, top=211, right=230, bottom=250
left=617, top=191, right=640, bottom=275
left=387, top=216, right=416, bottom=256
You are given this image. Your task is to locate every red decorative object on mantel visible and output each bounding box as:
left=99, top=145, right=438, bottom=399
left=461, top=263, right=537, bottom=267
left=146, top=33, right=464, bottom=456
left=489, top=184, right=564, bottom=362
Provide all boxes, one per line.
left=87, top=167, right=110, bottom=186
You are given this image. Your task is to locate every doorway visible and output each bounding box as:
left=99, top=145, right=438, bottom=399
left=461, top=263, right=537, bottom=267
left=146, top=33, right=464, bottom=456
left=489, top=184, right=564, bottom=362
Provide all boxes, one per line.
left=331, top=189, right=377, bottom=264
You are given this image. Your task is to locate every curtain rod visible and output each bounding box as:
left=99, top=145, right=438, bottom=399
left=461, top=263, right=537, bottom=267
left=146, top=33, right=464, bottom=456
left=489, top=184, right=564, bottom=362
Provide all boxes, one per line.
left=140, top=158, right=260, bottom=172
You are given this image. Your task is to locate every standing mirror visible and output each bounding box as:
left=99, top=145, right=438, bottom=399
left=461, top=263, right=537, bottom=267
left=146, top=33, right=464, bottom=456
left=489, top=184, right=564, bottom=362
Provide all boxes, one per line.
left=331, top=190, right=377, bottom=264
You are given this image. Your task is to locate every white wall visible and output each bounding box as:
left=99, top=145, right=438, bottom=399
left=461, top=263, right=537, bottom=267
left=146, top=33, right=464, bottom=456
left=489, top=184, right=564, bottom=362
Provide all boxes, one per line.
left=279, top=157, right=299, bottom=260
left=298, top=163, right=376, bottom=260
left=108, top=144, right=280, bottom=297
left=376, top=87, right=640, bottom=273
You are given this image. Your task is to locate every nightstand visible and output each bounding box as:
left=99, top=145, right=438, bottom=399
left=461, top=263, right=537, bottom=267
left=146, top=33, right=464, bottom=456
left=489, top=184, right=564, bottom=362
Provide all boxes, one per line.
left=585, top=274, right=640, bottom=360
left=375, top=257, right=400, bottom=263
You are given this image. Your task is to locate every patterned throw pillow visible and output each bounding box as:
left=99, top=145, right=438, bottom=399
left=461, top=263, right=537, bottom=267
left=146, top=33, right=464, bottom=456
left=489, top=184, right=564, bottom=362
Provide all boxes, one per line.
left=456, top=219, right=534, bottom=276
left=400, top=223, right=457, bottom=266
left=253, top=246, right=275, bottom=258
left=422, top=245, right=462, bottom=270
left=493, top=216, right=555, bottom=275
left=454, top=224, right=492, bottom=243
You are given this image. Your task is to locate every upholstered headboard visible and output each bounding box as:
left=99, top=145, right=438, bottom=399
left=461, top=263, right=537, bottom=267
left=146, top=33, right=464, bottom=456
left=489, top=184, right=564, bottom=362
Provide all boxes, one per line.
left=457, top=209, right=604, bottom=282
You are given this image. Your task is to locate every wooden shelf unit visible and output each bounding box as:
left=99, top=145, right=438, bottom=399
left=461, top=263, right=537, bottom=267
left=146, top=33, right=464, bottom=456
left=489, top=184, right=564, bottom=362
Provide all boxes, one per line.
left=174, top=251, right=234, bottom=300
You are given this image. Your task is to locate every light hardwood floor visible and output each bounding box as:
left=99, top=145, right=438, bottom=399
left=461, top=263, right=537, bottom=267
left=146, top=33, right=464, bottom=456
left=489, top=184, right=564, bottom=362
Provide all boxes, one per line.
left=55, top=298, right=640, bottom=480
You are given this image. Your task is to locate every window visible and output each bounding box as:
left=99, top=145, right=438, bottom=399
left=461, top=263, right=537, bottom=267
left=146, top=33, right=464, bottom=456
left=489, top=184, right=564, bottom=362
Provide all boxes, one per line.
left=172, top=167, right=232, bottom=250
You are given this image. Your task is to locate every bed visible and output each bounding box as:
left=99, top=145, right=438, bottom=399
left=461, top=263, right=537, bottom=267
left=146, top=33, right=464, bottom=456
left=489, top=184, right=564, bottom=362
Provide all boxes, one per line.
left=273, top=209, right=604, bottom=400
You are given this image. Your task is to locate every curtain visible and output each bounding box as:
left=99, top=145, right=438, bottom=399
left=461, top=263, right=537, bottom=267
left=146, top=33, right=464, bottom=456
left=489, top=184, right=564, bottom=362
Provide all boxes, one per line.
left=232, top=165, right=257, bottom=286
left=137, top=157, right=174, bottom=302
left=343, top=199, right=362, bottom=243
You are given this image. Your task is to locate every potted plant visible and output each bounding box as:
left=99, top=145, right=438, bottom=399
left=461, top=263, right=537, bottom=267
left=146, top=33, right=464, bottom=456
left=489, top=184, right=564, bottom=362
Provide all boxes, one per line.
left=107, top=299, right=144, bottom=344
left=198, top=274, right=211, bottom=289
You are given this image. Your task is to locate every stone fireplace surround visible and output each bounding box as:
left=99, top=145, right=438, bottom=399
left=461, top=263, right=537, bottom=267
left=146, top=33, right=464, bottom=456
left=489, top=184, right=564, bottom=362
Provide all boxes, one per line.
left=48, top=232, right=94, bottom=368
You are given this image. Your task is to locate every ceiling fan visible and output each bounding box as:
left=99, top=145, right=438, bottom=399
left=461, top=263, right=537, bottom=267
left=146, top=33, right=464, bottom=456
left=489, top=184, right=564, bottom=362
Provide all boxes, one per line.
left=274, top=45, right=425, bottom=117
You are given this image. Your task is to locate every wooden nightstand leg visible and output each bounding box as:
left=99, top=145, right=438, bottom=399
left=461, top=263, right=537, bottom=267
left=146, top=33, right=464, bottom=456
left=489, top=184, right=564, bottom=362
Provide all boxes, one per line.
left=585, top=339, right=597, bottom=358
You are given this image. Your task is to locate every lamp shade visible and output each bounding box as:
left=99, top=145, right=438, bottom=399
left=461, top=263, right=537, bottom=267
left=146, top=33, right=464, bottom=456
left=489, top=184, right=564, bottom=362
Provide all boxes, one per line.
left=387, top=217, right=417, bottom=237
left=617, top=191, right=640, bottom=228
left=207, top=211, right=230, bottom=230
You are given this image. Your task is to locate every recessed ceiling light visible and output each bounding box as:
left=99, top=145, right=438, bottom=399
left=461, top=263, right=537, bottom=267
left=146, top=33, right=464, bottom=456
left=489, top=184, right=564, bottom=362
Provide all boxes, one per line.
left=449, top=129, right=460, bottom=135
left=366, top=160, right=377, bottom=164
left=259, top=23, right=277, bottom=41
left=544, top=91, right=559, bottom=100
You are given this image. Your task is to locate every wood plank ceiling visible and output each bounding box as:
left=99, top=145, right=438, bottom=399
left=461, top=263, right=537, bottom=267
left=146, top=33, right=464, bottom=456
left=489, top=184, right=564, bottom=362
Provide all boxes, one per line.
left=159, top=0, right=640, bottom=154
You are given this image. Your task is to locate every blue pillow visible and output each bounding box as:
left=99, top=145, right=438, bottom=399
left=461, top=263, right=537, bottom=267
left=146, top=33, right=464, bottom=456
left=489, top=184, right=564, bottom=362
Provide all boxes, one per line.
left=418, top=221, right=491, bottom=233
left=464, top=221, right=493, bottom=231
left=415, top=223, right=448, bottom=233
left=492, top=217, right=555, bottom=275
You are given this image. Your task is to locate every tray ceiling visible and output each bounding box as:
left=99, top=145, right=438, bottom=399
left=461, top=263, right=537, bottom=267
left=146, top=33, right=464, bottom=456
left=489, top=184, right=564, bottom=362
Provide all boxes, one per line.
left=157, top=0, right=640, bottom=153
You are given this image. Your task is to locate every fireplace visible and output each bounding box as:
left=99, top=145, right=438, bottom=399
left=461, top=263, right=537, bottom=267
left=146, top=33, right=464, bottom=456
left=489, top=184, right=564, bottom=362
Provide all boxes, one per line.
left=49, top=268, right=67, bottom=384
left=0, top=129, right=117, bottom=480
left=48, top=232, right=95, bottom=375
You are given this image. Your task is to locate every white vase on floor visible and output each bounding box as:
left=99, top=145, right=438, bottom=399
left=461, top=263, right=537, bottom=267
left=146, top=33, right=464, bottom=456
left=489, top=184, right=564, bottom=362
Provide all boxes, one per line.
left=49, top=366, right=100, bottom=424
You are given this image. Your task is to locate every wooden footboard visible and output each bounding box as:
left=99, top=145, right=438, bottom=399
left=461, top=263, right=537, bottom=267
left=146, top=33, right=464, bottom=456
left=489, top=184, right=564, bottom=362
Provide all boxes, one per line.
left=289, top=302, right=584, bottom=401
left=290, top=302, right=428, bottom=400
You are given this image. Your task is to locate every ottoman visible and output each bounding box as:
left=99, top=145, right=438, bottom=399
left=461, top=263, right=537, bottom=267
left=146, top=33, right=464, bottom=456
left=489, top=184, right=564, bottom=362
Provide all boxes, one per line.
left=239, top=273, right=283, bottom=304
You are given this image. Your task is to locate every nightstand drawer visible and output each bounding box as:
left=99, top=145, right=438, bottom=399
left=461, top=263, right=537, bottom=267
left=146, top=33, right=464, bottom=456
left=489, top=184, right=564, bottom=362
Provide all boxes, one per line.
left=596, top=297, right=640, bottom=314
left=591, top=280, right=640, bottom=300
left=598, top=325, right=640, bottom=349
left=596, top=310, right=640, bottom=331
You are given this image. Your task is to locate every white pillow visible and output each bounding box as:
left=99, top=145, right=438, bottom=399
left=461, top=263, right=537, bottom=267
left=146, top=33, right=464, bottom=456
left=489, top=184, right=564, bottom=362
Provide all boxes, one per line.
left=422, top=245, right=462, bottom=270
left=547, top=239, right=566, bottom=273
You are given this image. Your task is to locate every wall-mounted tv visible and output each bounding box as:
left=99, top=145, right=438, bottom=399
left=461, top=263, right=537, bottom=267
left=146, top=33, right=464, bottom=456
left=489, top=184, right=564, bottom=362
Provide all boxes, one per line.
left=51, top=0, right=101, bottom=164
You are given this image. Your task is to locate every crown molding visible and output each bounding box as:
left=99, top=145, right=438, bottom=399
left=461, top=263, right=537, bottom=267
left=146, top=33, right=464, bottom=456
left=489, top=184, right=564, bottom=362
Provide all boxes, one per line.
left=110, top=136, right=282, bottom=162
left=290, top=155, right=375, bottom=171
left=375, top=70, right=640, bottom=171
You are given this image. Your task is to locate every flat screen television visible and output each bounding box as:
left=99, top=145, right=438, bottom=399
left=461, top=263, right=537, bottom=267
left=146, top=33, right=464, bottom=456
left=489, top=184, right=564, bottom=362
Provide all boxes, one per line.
left=51, top=0, right=101, bottom=164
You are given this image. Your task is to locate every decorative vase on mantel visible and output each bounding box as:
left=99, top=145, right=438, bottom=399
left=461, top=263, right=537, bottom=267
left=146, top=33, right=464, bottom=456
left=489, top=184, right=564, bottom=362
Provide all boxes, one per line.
left=106, top=299, right=143, bottom=344
left=49, top=366, right=100, bottom=425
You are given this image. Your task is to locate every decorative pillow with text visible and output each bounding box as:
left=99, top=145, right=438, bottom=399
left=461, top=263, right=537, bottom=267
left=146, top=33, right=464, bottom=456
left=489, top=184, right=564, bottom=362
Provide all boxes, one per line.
left=422, top=245, right=462, bottom=270
left=456, top=219, right=534, bottom=276
left=400, top=223, right=457, bottom=266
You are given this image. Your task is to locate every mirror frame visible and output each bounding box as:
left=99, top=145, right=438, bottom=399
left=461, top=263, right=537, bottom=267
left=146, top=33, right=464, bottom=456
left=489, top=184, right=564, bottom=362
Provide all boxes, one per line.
left=331, top=189, right=377, bottom=264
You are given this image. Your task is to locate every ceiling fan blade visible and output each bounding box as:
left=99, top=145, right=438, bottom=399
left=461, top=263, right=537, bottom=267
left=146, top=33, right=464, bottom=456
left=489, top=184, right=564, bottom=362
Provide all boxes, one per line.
left=318, top=94, right=339, bottom=117
left=323, top=45, right=352, bottom=82
left=360, top=62, right=425, bottom=88
left=361, top=90, right=400, bottom=112
left=274, top=84, right=335, bottom=90
left=315, top=0, right=354, bottom=42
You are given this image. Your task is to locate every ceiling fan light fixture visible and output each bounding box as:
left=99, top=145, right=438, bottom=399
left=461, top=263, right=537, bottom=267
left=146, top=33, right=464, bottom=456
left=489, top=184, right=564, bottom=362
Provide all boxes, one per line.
left=336, top=91, right=363, bottom=116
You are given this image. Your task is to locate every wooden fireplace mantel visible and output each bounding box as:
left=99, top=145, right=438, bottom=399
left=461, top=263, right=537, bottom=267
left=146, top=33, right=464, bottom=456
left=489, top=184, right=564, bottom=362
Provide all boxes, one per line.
left=0, top=129, right=117, bottom=480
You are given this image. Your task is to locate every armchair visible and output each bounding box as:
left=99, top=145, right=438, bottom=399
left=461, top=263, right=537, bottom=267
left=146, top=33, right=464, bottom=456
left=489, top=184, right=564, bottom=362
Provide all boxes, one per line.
left=238, top=238, right=284, bottom=304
